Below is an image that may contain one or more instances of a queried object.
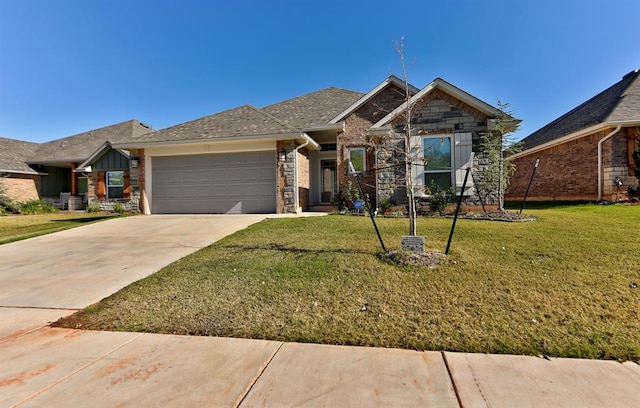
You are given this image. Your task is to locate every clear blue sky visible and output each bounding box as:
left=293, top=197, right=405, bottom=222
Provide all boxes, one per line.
left=1, top=0, right=639, bottom=143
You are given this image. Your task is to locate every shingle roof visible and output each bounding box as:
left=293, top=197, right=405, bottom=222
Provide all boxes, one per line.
left=521, top=70, right=640, bottom=151
left=0, top=137, right=41, bottom=173
left=28, top=120, right=152, bottom=163
left=262, top=87, right=365, bottom=129
left=127, top=105, right=302, bottom=144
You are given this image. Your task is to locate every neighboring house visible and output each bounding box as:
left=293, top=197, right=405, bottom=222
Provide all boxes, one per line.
left=115, top=76, right=514, bottom=214
left=0, top=137, right=44, bottom=202
left=508, top=69, right=640, bottom=202
left=0, top=120, right=153, bottom=209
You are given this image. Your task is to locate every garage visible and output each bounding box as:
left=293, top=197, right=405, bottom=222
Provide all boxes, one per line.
left=151, top=151, right=276, bottom=214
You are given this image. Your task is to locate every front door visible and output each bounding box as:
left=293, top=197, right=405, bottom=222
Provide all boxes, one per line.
left=320, top=160, right=337, bottom=203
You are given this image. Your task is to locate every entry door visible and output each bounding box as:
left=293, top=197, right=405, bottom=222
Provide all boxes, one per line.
left=320, top=160, right=337, bottom=203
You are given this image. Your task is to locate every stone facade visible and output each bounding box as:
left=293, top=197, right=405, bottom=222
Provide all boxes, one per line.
left=1, top=174, right=41, bottom=203
left=338, top=84, right=407, bottom=207
left=507, top=127, right=640, bottom=202
left=375, top=88, right=490, bottom=205
left=277, top=140, right=297, bottom=213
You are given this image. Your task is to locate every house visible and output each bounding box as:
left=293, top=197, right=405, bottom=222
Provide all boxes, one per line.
left=115, top=76, right=513, bottom=214
left=0, top=120, right=153, bottom=209
left=2, top=76, right=513, bottom=214
left=507, top=69, right=640, bottom=202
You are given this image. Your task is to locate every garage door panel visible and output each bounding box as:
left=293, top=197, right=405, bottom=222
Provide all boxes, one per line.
left=152, top=152, right=276, bottom=214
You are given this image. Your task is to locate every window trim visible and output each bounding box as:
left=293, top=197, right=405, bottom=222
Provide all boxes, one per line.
left=106, top=171, right=125, bottom=199
left=417, top=134, right=454, bottom=195
left=348, top=147, right=367, bottom=173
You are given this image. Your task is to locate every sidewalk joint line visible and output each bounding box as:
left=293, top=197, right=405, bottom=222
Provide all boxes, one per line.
left=441, top=351, right=464, bottom=408
left=235, top=341, right=284, bottom=408
left=13, top=331, right=145, bottom=407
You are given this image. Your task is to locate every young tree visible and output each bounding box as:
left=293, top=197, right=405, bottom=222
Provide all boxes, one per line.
left=475, top=101, right=521, bottom=211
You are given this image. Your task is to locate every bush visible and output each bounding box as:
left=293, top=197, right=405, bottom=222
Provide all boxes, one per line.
left=0, top=182, right=20, bottom=215
left=426, top=181, right=455, bottom=215
left=20, top=200, right=58, bottom=215
left=86, top=202, right=101, bottom=213
left=113, top=202, right=125, bottom=214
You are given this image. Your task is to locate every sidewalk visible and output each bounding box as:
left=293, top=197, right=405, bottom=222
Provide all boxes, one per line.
left=2, top=311, right=639, bottom=407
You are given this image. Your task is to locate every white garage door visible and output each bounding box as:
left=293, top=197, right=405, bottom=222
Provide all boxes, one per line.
left=152, top=151, right=276, bottom=214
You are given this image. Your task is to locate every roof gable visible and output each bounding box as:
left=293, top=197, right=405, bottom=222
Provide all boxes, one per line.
left=262, top=87, right=364, bottom=129
left=29, top=120, right=152, bottom=164
left=371, top=77, right=506, bottom=128
left=329, top=75, right=420, bottom=124
left=125, top=105, right=302, bottom=145
left=521, top=70, right=640, bottom=151
left=0, top=137, right=41, bottom=174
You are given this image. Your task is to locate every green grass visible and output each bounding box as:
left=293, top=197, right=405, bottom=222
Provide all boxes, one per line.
left=56, top=205, right=640, bottom=362
left=0, top=213, right=120, bottom=244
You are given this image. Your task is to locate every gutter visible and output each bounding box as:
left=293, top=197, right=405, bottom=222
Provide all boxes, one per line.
left=597, top=124, right=622, bottom=201
left=293, top=133, right=311, bottom=213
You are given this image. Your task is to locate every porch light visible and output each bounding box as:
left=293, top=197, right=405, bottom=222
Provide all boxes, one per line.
left=279, top=151, right=287, bottom=162
left=130, top=158, right=139, bottom=168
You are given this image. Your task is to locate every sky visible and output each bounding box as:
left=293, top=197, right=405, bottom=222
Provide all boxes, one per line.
left=1, top=0, right=639, bottom=143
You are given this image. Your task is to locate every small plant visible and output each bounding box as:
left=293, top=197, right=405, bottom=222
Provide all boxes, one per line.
left=330, top=190, right=349, bottom=212
left=379, top=197, right=393, bottom=213
left=20, top=199, right=58, bottom=215
left=426, top=181, right=455, bottom=215
left=0, top=180, right=20, bottom=215
left=86, top=202, right=101, bottom=213
left=112, top=201, right=125, bottom=214
left=627, top=185, right=640, bottom=200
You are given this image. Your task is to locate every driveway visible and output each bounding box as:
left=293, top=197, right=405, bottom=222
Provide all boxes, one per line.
left=0, top=214, right=267, bottom=340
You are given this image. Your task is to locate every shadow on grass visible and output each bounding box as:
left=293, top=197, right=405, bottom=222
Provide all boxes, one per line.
left=221, top=242, right=374, bottom=256
left=51, top=216, right=118, bottom=224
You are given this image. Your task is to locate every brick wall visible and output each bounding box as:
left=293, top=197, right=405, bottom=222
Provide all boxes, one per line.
left=297, top=147, right=310, bottom=211
left=339, top=84, right=406, bottom=207
left=507, top=128, right=636, bottom=201
left=1, top=174, right=41, bottom=203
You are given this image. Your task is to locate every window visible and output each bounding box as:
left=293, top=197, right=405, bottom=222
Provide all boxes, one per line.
left=423, top=136, right=452, bottom=191
left=78, top=177, right=88, bottom=196
left=107, top=171, right=124, bottom=199
left=349, top=148, right=366, bottom=173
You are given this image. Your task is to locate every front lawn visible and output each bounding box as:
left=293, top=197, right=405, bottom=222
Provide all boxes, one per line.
left=0, top=213, right=120, bottom=244
left=55, top=205, right=640, bottom=361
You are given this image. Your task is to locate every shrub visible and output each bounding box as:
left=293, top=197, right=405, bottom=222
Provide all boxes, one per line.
left=0, top=181, right=20, bottom=215
left=379, top=198, right=393, bottom=213
left=113, top=202, right=125, bottom=214
left=20, top=200, right=58, bottom=215
left=426, top=181, right=455, bottom=215
left=86, top=202, right=101, bottom=213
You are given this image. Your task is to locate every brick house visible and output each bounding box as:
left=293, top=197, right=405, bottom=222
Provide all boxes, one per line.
left=115, top=76, right=512, bottom=214
left=507, top=70, right=640, bottom=202
left=3, top=76, right=512, bottom=214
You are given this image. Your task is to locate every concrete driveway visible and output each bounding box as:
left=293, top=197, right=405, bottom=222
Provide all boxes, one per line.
left=0, top=214, right=267, bottom=340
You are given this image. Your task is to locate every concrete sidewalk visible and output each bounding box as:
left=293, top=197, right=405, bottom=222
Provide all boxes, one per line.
left=2, top=215, right=640, bottom=407
left=2, top=324, right=639, bottom=407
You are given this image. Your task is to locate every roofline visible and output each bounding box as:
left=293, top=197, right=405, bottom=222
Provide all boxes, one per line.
left=371, top=77, right=509, bottom=128
left=512, top=120, right=640, bottom=159
left=0, top=168, right=48, bottom=176
left=328, top=75, right=420, bottom=124
left=113, top=132, right=307, bottom=150
left=301, top=122, right=345, bottom=133
left=76, top=142, right=130, bottom=172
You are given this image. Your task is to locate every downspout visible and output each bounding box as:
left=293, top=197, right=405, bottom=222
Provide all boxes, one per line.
left=597, top=124, right=622, bottom=201
left=293, top=136, right=310, bottom=213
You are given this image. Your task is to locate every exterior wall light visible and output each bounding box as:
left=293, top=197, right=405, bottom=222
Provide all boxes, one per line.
left=130, top=158, right=140, bottom=168
left=279, top=151, right=286, bottom=162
